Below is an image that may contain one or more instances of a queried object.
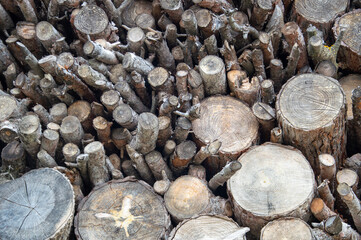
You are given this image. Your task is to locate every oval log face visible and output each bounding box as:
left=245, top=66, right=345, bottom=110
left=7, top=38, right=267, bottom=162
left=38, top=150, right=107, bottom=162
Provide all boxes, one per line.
left=0, top=168, right=74, bottom=240
left=228, top=143, right=315, bottom=216
left=192, top=96, right=259, bottom=156
left=75, top=179, right=170, bottom=240
left=277, top=73, right=345, bottom=130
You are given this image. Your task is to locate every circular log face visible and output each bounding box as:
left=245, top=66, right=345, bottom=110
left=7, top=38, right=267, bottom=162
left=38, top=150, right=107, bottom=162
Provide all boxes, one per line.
left=169, top=215, right=243, bottom=240
left=334, top=10, right=361, bottom=55
left=260, top=218, right=313, bottom=240
left=294, top=0, right=347, bottom=23
left=228, top=144, right=315, bottom=217
left=164, top=175, right=210, bottom=221
left=0, top=96, right=17, bottom=121
left=278, top=73, right=344, bottom=130
left=74, top=5, right=108, bottom=35
left=192, top=96, right=258, bottom=156
left=339, top=74, right=361, bottom=118
left=0, top=168, right=74, bottom=240
left=75, top=178, right=170, bottom=240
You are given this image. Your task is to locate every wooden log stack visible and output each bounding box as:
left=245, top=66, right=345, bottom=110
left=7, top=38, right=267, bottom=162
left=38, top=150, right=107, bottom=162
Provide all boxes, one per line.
left=1, top=0, right=361, bottom=239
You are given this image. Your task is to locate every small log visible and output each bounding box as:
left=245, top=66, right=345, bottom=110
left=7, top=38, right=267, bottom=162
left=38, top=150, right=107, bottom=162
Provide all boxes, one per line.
left=1, top=140, right=26, bottom=178
left=318, top=180, right=335, bottom=211
left=188, top=69, right=205, bottom=101
left=276, top=73, right=346, bottom=175
left=111, top=128, right=131, bottom=158
left=311, top=198, right=337, bottom=222
left=157, top=116, right=172, bottom=147
left=84, top=141, right=109, bottom=187
left=344, top=153, right=361, bottom=179
left=77, top=64, right=114, bottom=92
left=122, top=52, right=154, bottom=76
left=319, top=154, right=336, bottom=186
left=182, top=9, right=198, bottom=36
left=83, top=40, right=119, bottom=65
left=108, top=154, right=121, bottom=170
left=73, top=4, right=111, bottom=42
left=0, top=120, right=19, bottom=144
left=209, top=161, right=242, bottom=191
left=281, top=22, right=308, bottom=71
left=136, top=13, right=156, bottom=30
left=193, top=139, right=221, bottom=165
left=60, top=116, right=84, bottom=146
left=37, top=149, right=57, bottom=167
left=93, top=116, right=114, bottom=151
left=36, top=21, right=69, bottom=54
left=0, top=168, right=74, bottom=240
left=113, top=104, right=138, bottom=130
left=251, top=49, right=267, bottom=80
left=252, top=102, right=276, bottom=142
left=33, top=104, right=51, bottom=126
left=145, top=151, right=173, bottom=181
left=0, top=39, right=17, bottom=73
left=163, top=140, right=176, bottom=158
left=250, top=0, right=273, bottom=30
left=0, top=3, right=14, bottom=35
left=160, top=0, right=183, bottom=23
left=14, top=73, right=49, bottom=107
left=270, top=59, right=284, bottom=92
left=159, top=95, right=179, bottom=118
left=18, top=115, right=42, bottom=160
left=41, top=129, right=59, bottom=158
left=234, top=76, right=261, bottom=107
left=68, top=100, right=93, bottom=133
left=336, top=169, right=359, bottom=193
left=126, top=144, right=155, bottom=185
left=315, top=60, right=337, bottom=79
left=63, top=143, right=80, bottom=163
left=115, top=80, right=150, bottom=113
left=337, top=183, right=361, bottom=233
left=169, top=215, right=249, bottom=240
left=174, top=116, right=192, bottom=144
left=121, top=160, right=140, bottom=178
left=129, top=112, right=159, bottom=155
left=130, top=71, right=151, bottom=107
left=75, top=178, right=171, bottom=239
left=16, top=0, right=38, bottom=24
left=260, top=218, right=313, bottom=240
left=261, top=79, right=276, bottom=106
left=339, top=75, right=361, bottom=119
left=153, top=170, right=171, bottom=195
left=105, top=157, right=123, bottom=180
left=148, top=67, right=174, bottom=95
left=101, top=90, right=123, bottom=113
left=196, top=9, right=215, bottom=39
left=199, top=55, right=227, bottom=96
left=49, top=102, right=67, bottom=125
left=170, top=140, right=197, bottom=176
left=16, top=21, right=43, bottom=58
left=227, top=143, right=316, bottom=237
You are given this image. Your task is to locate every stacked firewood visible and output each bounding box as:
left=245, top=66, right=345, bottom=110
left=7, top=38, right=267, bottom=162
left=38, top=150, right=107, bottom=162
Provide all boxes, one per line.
left=1, top=0, right=361, bottom=239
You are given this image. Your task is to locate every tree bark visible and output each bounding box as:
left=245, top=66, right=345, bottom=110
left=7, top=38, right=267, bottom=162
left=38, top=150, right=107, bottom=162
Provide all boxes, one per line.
left=84, top=141, right=109, bottom=187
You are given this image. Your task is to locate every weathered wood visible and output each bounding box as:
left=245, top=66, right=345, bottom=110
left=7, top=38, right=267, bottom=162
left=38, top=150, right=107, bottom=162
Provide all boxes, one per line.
left=145, top=151, right=173, bottom=181
left=60, top=116, right=84, bottom=146
left=311, top=198, right=337, bottom=222
left=333, top=9, right=361, bottom=72
left=199, top=55, right=227, bottom=96
left=41, top=129, right=59, bottom=158
left=63, top=143, right=80, bottom=163
left=1, top=140, right=26, bottom=178
left=336, top=168, right=359, bottom=193
left=165, top=175, right=232, bottom=223
left=84, top=141, right=109, bottom=187
left=68, top=100, right=93, bottom=133
left=36, top=21, right=69, bottom=54
left=337, top=183, right=361, bottom=233
left=292, top=0, right=348, bottom=37
left=276, top=73, right=346, bottom=175
left=228, top=143, right=316, bottom=237
left=192, top=96, right=259, bottom=174
left=174, top=116, right=191, bottom=144
left=37, top=149, right=58, bottom=168
left=75, top=178, right=171, bottom=239
left=0, top=168, right=74, bottom=240
left=260, top=218, right=313, bottom=240
left=170, top=140, right=197, bottom=176
left=157, top=116, right=172, bottom=147
left=113, top=104, right=138, bottom=130
left=115, top=80, right=150, bottom=113
left=18, top=115, right=42, bottom=160
left=148, top=67, right=174, bottom=95
left=126, top=144, right=155, bottom=185
left=169, top=215, right=249, bottom=240
left=16, top=21, right=43, bottom=58
left=49, top=103, right=67, bottom=125
left=208, top=161, right=242, bottom=191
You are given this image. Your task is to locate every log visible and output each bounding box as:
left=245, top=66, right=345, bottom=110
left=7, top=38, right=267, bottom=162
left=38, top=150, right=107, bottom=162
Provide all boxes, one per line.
left=311, top=198, right=336, bottom=221
left=157, top=116, right=172, bottom=147
left=276, top=73, right=346, bottom=175
left=36, top=21, right=69, bottom=54
left=68, top=100, right=93, bottom=133
left=37, top=149, right=58, bottom=168
left=63, top=143, right=80, bottom=163
left=164, top=175, right=232, bottom=223
left=292, top=0, right=348, bottom=37
left=160, top=0, right=183, bottom=23
left=77, top=64, right=114, bottom=92
left=199, top=55, right=227, bottom=96
left=121, top=160, right=140, bottom=179
left=73, top=4, right=111, bottom=42
left=336, top=168, right=359, bottom=193
left=101, top=90, right=122, bottom=113
left=16, top=21, right=43, bottom=58
left=111, top=128, right=131, bottom=157
left=337, top=183, right=361, bottom=233
left=18, top=115, right=42, bottom=160
left=49, top=102, right=67, bottom=125
left=83, top=40, right=119, bottom=65
left=126, top=144, right=155, bottom=185
left=75, top=178, right=171, bottom=239
left=333, top=10, right=361, bottom=72
left=1, top=140, right=26, bottom=178
left=260, top=218, right=313, bottom=240
left=145, top=150, right=173, bottom=181
left=170, top=140, right=197, bottom=175
left=208, top=160, right=242, bottom=191
left=129, top=112, right=159, bottom=155
left=339, top=74, right=361, bottom=119
left=227, top=143, right=316, bottom=237
left=0, top=168, right=74, bottom=239
left=148, top=67, right=174, bottom=95
left=169, top=215, right=249, bottom=240
left=115, top=80, right=150, bottom=114
left=41, top=129, right=59, bottom=158
left=192, top=96, right=259, bottom=174
left=174, top=116, right=191, bottom=144
left=60, top=116, right=84, bottom=146
left=84, top=141, right=109, bottom=187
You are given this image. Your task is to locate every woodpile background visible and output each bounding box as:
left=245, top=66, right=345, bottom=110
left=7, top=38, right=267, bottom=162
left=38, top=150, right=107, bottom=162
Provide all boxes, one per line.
left=0, top=0, right=361, bottom=239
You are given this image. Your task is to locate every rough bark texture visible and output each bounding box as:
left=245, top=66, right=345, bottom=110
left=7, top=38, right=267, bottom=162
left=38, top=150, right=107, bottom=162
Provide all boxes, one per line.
left=276, top=73, right=346, bottom=175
